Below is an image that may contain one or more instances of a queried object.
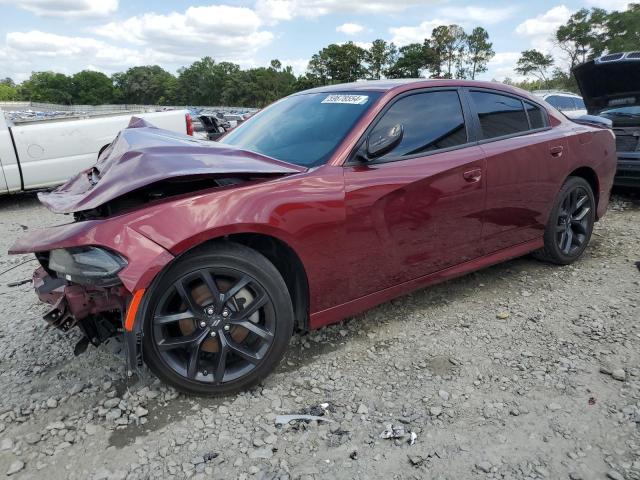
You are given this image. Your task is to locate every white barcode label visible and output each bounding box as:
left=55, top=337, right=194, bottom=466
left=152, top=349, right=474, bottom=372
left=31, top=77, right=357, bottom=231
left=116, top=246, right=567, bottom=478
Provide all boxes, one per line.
left=321, top=94, right=369, bottom=105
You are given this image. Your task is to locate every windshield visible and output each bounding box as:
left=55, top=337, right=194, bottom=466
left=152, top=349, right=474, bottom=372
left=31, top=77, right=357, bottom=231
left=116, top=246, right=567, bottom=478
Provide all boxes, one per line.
left=220, top=91, right=381, bottom=167
left=601, top=106, right=640, bottom=117
left=600, top=105, right=640, bottom=126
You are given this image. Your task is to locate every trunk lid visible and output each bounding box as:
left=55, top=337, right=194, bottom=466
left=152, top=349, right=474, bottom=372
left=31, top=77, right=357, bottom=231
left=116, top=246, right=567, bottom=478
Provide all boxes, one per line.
left=39, top=117, right=307, bottom=215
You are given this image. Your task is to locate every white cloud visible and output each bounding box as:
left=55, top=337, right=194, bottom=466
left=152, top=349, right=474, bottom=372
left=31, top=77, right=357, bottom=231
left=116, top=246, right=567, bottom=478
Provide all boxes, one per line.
left=94, top=5, right=273, bottom=60
left=337, top=41, right=373, bottom=50
left=0, top=0, right=118, bottom=18
left=585, top=0, right=632, bottom=10
left=6, top=30, right=146, bottom=66
left=482, top=51, right=525, bottom=81
left=389, top=19, right=447, bottom=46
left=0, top=30, right=197, bottom=82
left=280, top=58, right=310, bottom=76
left=437, top=5, right=518, bottom=25
left=515, top=5, right=572, bottom=52
left=336, top=23, right=364, bottom=35
left=255, top=0, right=440, bottom=23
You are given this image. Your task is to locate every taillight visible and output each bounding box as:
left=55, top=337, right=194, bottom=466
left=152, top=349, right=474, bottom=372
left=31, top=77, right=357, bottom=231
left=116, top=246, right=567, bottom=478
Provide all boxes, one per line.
left=185, top=113, right=194, bottom=136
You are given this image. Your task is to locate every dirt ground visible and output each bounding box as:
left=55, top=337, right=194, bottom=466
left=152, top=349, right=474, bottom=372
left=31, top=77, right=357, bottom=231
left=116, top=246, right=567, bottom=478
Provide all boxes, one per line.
left=0, top=189, right=638, bottom=480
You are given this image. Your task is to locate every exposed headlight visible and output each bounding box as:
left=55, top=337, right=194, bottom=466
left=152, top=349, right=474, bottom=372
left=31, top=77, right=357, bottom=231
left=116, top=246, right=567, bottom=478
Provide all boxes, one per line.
left=48, top=247, right=127, bottom=286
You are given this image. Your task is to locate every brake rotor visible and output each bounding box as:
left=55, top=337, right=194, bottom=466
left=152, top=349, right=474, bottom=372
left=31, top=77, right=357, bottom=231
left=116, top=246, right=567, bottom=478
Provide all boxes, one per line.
left=178, top=279, right=257, bottom=353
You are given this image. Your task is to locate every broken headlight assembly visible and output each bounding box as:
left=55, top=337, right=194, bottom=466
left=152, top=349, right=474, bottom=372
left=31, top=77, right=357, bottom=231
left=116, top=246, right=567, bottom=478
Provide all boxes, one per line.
left=48, top=246, right=127, bottom=287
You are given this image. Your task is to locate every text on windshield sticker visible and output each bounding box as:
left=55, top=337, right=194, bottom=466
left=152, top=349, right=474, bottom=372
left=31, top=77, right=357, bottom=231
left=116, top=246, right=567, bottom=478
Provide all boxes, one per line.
left=321, top=94, right=369, bottom=105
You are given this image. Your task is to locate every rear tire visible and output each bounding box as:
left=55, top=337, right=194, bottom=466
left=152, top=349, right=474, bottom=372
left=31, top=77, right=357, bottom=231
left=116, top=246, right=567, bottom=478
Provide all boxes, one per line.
left=533, top=176, right=595, bottom=265
left=142, top=242, right=294, bottom=396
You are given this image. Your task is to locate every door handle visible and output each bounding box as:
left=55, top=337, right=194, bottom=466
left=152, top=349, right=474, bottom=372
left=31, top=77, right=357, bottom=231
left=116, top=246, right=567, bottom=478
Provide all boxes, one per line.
left=463, top=168, right=482, bottom=182
left=550, top=145, right=564, bottom=157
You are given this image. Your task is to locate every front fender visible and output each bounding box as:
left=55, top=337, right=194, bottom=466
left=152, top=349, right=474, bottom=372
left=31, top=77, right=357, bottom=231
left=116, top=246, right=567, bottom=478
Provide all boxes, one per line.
left=9, top=220, right=173, bottom=293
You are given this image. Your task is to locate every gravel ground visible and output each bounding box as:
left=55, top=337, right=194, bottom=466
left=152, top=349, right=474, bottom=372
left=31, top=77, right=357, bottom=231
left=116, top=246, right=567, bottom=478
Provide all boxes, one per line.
left=0, top=190, right=638, bottom=480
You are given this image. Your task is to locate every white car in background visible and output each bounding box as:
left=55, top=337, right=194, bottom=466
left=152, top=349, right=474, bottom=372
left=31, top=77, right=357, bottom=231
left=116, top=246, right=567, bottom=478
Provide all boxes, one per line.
left=532, top=90, right=588, bottom=118
left=0, top=109, right=193, bottom=194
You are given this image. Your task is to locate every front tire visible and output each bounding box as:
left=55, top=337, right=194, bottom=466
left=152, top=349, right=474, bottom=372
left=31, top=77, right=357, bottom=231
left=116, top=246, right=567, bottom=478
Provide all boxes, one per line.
left=141, top=242, right=294, bottom=396
left=533, top=176, right=595, bottom=265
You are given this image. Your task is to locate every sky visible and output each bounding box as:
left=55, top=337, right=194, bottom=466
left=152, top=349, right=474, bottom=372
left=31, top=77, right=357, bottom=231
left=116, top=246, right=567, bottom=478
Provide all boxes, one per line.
left=0, top=0, right=633, bottom=84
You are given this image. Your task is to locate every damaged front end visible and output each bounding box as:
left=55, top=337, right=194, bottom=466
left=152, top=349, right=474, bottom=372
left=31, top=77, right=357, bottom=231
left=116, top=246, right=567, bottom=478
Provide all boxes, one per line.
left=34, top=265, right=126, bottom=354
left=32, top=245, right=144, bottom=366
left=10, top=117, right=306, bottom=371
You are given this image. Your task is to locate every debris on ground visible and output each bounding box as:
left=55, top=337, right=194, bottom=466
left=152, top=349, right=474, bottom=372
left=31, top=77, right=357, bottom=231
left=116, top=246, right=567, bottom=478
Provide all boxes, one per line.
left=274, top=414, right=334, bottom=426
left=379, top=423, right=418, bottom=445
left=300, top=402, right=334, bottom=416
left=0, top=191, right=639, bottom=478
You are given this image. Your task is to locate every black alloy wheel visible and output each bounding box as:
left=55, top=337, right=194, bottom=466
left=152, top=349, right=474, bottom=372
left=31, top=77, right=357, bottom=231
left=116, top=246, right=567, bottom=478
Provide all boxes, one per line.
left=534, top=176, right=596, bottom=265
left=142, top=243, right=294, bottom=395
left=555, top=185, right=592, bottom=255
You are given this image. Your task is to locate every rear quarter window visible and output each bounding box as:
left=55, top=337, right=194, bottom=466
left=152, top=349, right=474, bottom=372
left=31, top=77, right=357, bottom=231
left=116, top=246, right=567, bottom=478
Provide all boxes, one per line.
left=524, top=102, right=547, bottom=130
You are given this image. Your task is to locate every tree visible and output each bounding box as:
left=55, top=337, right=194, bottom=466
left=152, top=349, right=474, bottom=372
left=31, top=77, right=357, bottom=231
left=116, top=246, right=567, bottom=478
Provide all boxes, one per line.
left=270, top=59, right=282, bottom=71
left=386, top=43, right=429, bottom=78
left=0, top=83, right=19, bottom=101
left=555, top=8, right=608, bottom=69
left=307, top=42, right=368, bottom=84
left=71, top=70, right=114, bottom=105
left=604, top=3, right=640, bottom=54
left=176, top=57, right=239, bottom=106
left=366, top=39, right=397, bottom=80
left=515, top=50, right=554, bottom=85
left=1, top=78, right=15, bottom=87
left=430, top=25, right=466, bottom=78
left=463, top=27, right=494, bottom=79
left=113, top=66, right=177, bottom=105
left=20, top=72, right=73, bottom=104
left=222, top=64, right=297, bottom=107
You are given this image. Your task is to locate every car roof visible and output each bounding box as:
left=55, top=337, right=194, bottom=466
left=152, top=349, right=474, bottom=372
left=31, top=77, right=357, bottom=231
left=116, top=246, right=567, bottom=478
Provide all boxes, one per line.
left=532, top=90, right=582, bottom=98
left=295, top=79, right=541, bottom=100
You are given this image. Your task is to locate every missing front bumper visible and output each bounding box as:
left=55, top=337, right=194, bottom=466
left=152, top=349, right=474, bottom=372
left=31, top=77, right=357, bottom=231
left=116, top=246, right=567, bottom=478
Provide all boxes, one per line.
left=33, top=267, right=143, bottom=369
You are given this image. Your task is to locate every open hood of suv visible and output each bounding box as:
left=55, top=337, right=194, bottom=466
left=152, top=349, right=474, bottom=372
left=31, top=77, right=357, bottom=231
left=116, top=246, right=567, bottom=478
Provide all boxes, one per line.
left=38, top=117, right=307, bottom=215
left=573, top=52, right=640, bottom=114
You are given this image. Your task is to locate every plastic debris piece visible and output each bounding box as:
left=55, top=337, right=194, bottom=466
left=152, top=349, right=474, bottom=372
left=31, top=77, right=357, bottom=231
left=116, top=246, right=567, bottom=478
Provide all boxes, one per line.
left=275, top=414, right=334, bottom=426
left=301, top=402, right=334, bottom=416
left=379, top=423, right=418, bottom=445
left=203, top=452, right=218, bottom=462
left=379, top=423, right=404, bottom=439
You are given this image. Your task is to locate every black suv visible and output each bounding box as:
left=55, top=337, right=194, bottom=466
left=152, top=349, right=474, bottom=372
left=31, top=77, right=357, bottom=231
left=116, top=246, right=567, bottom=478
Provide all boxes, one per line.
left=574, top=52, right=640, bottom=187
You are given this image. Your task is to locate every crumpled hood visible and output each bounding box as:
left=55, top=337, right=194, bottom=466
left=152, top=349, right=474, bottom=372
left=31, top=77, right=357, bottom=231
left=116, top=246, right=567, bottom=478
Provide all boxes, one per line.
left=573, top=52, right=640, bottom=114
left=38, top=117, right=307, bottom=214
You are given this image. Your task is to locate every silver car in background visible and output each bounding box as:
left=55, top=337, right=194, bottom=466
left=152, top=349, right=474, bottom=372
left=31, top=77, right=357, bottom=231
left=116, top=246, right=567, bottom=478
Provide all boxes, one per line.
left=532, top=90, right=588, bottom=119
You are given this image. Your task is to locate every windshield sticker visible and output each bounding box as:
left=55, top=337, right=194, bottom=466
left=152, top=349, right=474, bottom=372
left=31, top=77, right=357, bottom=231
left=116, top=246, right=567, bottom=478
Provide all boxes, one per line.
left=321, top=94, right=369, bottom=105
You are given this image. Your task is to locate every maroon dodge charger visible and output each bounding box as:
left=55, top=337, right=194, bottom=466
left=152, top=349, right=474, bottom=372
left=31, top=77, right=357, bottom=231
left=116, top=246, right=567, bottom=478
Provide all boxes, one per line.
left=10, top=80, right=616, bottom=395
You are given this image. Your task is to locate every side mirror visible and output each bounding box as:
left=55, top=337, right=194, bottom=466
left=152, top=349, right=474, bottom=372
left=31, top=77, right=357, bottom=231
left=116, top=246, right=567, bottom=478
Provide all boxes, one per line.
left=366, top=124, right=403, bottom=159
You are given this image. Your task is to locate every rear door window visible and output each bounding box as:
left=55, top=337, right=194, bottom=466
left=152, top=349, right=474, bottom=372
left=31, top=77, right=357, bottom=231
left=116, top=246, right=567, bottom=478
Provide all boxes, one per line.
left=469, top=91, right=529, bottom=139
left=368, top=90, right=468, bottom=160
